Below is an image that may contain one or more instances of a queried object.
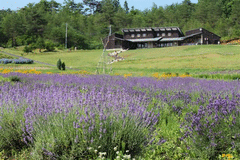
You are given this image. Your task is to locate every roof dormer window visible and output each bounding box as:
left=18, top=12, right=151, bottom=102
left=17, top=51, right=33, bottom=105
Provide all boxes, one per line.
left=131, top=34, right=135, bottom=38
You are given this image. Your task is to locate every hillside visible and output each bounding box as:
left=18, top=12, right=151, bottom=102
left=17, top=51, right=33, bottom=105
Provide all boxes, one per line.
left=112, top=45, right=240, bottom=75
left=1, top=45, right=240, bottom=76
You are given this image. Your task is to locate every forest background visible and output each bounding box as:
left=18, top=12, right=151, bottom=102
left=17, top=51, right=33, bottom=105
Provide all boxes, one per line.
left=0, top=0, right=239, bottom=50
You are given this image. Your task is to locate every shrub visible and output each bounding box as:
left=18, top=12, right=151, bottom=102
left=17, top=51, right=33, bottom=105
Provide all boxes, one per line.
left=29, top=108, right=157, bottom=159
left=9, top=76, right=21, bottom=82
left=23, top=45, right=32, bottom=53
left=45, top=41, right=55, bottom=52
left=0, top=105, right=27, bottom=156
left=35, top=38, right=45, bottom=52
left=57, top=44, right=65, bottom=50
left=0, top=58, right=33, bottom=64
left=181, top=96, right=240, bottom=159
left=57, top=59, right=62, bottom=70
left=62, top=62, right=65, bottom=70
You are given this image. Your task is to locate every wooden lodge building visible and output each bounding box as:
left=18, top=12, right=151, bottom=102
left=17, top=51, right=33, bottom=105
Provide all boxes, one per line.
left=103, top=27, right=221, bottom=50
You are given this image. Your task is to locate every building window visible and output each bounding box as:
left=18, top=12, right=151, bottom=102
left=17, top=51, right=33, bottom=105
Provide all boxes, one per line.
left=137, top=34, right=141, bottom=37
left=162, top=33, right=165, bottom=37
left=157, top=33, right=160, bottom=37
left=145, top=43, right=148, bottom=48
left=143, top=33, right=147, bottom=37
left=131, top=34, right=135, bottom=38
left=168, top=33, right=172, bottom=36
left=137, top=43, right=142, bottom=48
left=167, top=43, right=172, bottom=47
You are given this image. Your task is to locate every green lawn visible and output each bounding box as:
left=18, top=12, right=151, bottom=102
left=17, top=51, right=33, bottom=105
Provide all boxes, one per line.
left=1, top=45, right=240, bottom=76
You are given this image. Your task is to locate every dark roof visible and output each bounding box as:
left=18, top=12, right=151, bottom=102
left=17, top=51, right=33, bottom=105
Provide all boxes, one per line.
left=183, top=32, right=202, bottom=39
left=186, top=28, right=221, bottom=38
left=122, top=27, right=184, bottom=35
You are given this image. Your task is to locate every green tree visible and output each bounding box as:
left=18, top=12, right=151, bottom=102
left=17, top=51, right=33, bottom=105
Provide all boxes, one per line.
left=124, top=0, right=129, bottom=14
left=1, top=12, right=24, bottom=47
left=35, top=38, right=45, bottom=52
left=57, top=59, right=62, bottom=70
left=62, top=62, right=66, bottom=70
left=229, top=0, right=240, bottom=37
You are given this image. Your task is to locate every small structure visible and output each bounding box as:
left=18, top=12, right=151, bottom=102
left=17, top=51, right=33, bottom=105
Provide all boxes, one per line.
left=103, top=27, right=221, bottom=50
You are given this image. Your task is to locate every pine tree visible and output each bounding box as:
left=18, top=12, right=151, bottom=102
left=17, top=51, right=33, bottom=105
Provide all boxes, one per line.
left=57, top=59, right=62, bottom=70
left=62, top=62, right=66, bottom=70
left=124, top=0, right=129, bottom=14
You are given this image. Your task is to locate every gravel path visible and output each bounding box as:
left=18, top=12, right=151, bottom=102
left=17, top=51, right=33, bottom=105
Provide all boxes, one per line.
left=0, top=51, right=80, bottom=70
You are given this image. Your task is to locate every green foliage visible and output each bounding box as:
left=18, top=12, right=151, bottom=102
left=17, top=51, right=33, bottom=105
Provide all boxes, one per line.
left=0, top=76, right=10, bottom=83
left=57, top=44, right=65, bottom=50
left=9, top=76, right=22, bottom=82
left=62, top=62, right=66, bottom=70
left=45, top=40, right=55, bottom=52
left=57, top=59, right=62, bottom=70
left=29, top=109, right=150, bottom=159
left=23, top=45, right=32, bottom=53
left=0, top=105, right=28, bottom=157
left=194, top=74, right=240, bottom=81
left=35, top=38, right=45, bottom=52
left=0, top=53, right=14, bottom=59
left=1, top=0, right=240, bottom=48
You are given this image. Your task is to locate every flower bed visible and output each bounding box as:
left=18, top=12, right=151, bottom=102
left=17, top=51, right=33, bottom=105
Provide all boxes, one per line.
left=0, top=58, right=33, bottom=64
left=0, top=73, right=240, bottom=159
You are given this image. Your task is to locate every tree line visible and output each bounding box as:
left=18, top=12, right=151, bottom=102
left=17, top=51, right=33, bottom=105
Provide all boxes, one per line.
left=0, top=0, right=239, bottom=50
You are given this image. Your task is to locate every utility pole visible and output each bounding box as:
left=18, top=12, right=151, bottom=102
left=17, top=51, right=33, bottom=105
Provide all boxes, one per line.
left=109, top=25, right=111, bottom=36
left=65, top=23, right=67, bottom=49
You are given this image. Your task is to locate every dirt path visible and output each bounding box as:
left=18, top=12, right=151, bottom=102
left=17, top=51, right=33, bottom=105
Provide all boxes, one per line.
left=0, top=51, right=79, bottom=70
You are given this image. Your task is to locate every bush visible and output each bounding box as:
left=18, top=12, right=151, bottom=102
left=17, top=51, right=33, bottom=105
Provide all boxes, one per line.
left=23, top=45, right=32, bottom=53
left=0, top=105, right=27, bottom=156
left=57, top=44, right=65, bottom=50
left=9, top=76, right=21, bottom=82
left=62, top=62, right=65, bottom=71
left=35, top=38, right=45, bottom=52
left=57, top=59, right=62, bottom=70
left=0, top=58, right=33, bottom=64
left=45, top=41, right=55, bottom=52
left=29, top=109, right=156, bottom=159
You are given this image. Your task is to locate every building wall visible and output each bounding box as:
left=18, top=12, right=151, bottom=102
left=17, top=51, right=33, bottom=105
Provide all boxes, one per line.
left=122, top=41, right=137, bottom=49
left=123, top=30, right=181, bottom=39
left=123, top=31, right=154, bottom=39
left=185, top=28, right=221, bottom=44
left=202, top=28, right=221, bottom=44
left=182, top=34, right=201, bottom=45
left=103, top=33, right=125, bottom=49
left=154, top=30, right=181, bottom=38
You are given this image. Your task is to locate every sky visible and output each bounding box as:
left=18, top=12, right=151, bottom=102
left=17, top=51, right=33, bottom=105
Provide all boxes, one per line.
left=1, top=0, right=198, bottom=11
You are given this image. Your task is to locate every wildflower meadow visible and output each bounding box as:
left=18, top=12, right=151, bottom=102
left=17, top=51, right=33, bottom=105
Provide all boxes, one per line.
left=1, top=71, right=240, bottom=159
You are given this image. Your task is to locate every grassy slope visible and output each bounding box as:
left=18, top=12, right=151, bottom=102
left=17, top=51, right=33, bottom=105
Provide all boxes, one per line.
left=1, top=45, right=240, bottom=76
left=113, top=45, right=240, bottom=76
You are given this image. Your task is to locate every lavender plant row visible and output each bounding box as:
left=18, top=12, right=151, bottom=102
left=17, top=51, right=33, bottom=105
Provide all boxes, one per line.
left=1, top=73, right=240, bottom=158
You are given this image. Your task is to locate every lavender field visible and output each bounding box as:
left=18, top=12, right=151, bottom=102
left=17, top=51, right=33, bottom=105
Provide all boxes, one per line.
left=1, top=73, right=240, bottom=159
